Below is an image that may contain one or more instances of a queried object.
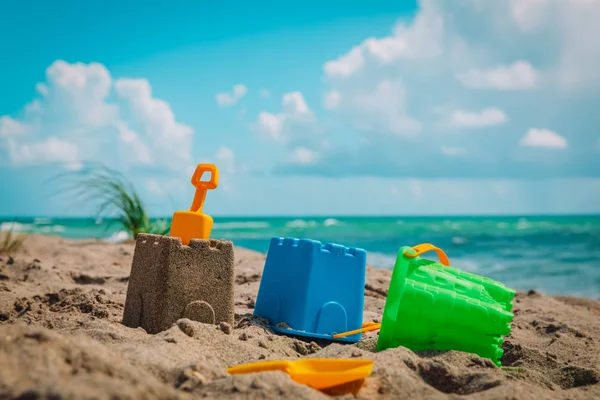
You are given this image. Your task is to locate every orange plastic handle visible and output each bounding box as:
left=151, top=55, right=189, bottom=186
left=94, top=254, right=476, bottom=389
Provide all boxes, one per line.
left=403, top=243, right=450, bottom=266
left=332, top=322, right=381, bottom=339
left=189, top=164, right=219, bottom=213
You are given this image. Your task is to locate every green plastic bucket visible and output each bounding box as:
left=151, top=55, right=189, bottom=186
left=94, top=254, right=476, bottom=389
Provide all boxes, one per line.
left=376, top=246, right=516, bottom=366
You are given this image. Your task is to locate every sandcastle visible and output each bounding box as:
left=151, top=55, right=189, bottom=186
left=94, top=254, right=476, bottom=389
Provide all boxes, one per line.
left=122, top=163, right=235, bottom=333
left=122, top=233, right=234, bottom=333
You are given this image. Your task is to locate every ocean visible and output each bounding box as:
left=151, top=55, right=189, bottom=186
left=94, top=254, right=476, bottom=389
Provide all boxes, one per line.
left=2, top=215, right=599, bottom=299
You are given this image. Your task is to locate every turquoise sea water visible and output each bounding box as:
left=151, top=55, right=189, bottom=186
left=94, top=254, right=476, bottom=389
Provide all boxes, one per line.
left=2, top=215, right=599, bottom=299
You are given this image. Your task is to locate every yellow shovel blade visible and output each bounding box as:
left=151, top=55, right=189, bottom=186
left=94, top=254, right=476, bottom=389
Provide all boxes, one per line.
left=227, top=358, right=373, bottom=390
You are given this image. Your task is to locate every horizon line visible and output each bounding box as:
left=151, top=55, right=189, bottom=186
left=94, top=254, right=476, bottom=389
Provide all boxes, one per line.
left=1, top=212, right=600, bottom=220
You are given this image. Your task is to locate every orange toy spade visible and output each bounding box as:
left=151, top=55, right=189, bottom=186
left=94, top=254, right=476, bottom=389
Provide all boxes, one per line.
left=227, top=359, right=373, bottom=390
left=170, top=164, right=219, bottom=245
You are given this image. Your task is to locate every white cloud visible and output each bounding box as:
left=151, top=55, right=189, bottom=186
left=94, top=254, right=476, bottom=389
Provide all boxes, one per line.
left=6, top=137, right=81, bottom=169
left=456, top=61, right=538, bottom=90
left=282, top=92, right=312, bottom=117
left=115, top=121, right=153, bottom=165
left=0, top=60, right=194, bottom=172
left=324, top=47, right=366, bottom=78
left=115, top=78, right=193, bottom=169
left=311, top=0, right=599, bottom=178
left=441, top=145, right=468, bottom=156
left=215, top=146, right=238, bottom=174
left=288, top=147, right=317, bottom=165
left=449, top=108, right=508, bottom=128
left=255, top=91, right=315, bottom=143
left=350, top=80, right=421, bottom=136
left=323, top=90, right=341, bottom=109
left=520, top=128, right=567, bottom=149
left=0, top=117, right=28, bottom=137
left=323, top=2, right=444, bottom=78
left=259, top=89, right=271, bottom=99
left=509, top=0, right=551, bottom=32
left=556, top=0, right=600, bottom=88
left=256, top=112, right=286, bottom=142
left=216, top=84, right=248, bottom=107
left=35, top=83, right=49, bottom=96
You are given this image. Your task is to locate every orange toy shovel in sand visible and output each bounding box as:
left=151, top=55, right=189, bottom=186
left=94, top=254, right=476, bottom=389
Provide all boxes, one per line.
left=170, top=164, right=219, bottom=245
left=227, top=358, right=373, bottom=390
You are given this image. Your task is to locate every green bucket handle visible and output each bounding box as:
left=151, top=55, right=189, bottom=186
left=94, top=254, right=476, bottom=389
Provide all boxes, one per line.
left=333, top=243, right=452, bottom=339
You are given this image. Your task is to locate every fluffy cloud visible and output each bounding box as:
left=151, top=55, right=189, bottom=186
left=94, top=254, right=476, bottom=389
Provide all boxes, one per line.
left=255, top=91, right=316, bottom=144
left=456, top=62, right=538, bottom=90
left=287, top=147, right=317, bottom=165
left=0, top=60, right=194, bottom=173
left=350, top=80, right=421, bottom=136
left=0, top=117, right=27, bottom=138
left=449, top=108, right=508, bottom=128
left=520, top=128, right=568, bottom=149
left=323, top=90, right=341, bottom=110
left=6, top=137, right=80, bottom=169
left=281, top=0, right=600, bottom=178
left=115, top=79, right=193, bottom=167
left=324, top=4, right=444, bottom=78
left=216, top=84, right=248, bottom=107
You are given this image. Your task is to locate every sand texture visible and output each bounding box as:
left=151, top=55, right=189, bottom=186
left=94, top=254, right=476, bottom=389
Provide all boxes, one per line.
left=0, top=233, right=599, bottom=399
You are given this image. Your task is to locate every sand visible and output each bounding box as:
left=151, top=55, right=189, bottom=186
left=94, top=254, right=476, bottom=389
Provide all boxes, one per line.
left=0, top=233, right=599, bottom=399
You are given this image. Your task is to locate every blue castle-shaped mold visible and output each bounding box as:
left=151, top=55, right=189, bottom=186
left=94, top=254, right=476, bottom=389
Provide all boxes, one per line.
left=254, top=237, right=367, bottom=342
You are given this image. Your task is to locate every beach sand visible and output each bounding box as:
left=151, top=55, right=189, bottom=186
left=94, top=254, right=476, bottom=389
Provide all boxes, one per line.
left=1, top=234, right=599, bottom=399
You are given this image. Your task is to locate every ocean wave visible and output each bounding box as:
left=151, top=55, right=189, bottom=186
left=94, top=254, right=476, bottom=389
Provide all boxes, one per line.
left=443, top=220, right=462, bottom=230
left=285, top=219, right=318, bottom=229
left=0, top=222, right=33, bottom=232
left=213, top=221, right=270, bottom=230
left=516, top=218, right=532, bottom=230
left=33, top=217, right=52, bottom=225
left=451, top=236, right=469, bottom=246
left=37, top=225, right=67, bottom=234
left=452, top=258, right=479, bottom=273
left=104, top=231, right=131, bottom=243
left=366, top=251, right=397, bottom=269
left=323, top=218, right=340, bottom=227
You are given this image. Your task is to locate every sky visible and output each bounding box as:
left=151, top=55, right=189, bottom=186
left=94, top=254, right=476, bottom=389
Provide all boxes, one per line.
left=1, top=0, right=600, bottom=217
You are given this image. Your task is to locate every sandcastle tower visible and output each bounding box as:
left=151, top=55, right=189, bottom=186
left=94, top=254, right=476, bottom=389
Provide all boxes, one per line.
left=122, top=234, right=234, bottom=333
left=122, top=164, right=235, bottom=333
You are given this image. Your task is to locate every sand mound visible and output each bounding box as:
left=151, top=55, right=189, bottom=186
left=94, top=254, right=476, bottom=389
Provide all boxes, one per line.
left=1, top=234, right=599, bottom=399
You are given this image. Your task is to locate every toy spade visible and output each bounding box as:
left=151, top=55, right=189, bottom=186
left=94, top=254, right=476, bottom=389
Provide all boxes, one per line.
left=170, top=164, right=219, bottom=245
left=227, top=358, right=373, bottom=390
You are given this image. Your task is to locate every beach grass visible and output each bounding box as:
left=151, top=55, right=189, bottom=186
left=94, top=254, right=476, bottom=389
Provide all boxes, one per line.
left=58, top=163, right=170, bottom=240
left=0, top=229, right=27, bottom=255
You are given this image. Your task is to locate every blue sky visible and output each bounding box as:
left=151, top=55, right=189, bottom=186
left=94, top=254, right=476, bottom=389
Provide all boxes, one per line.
left=1, top=0, right=599, bottom=217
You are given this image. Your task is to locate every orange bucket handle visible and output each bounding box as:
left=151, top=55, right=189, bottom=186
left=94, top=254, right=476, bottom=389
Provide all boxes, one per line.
left=332, top=322, right=381, bottom=339
left=403, top=243, right=450, bottom=266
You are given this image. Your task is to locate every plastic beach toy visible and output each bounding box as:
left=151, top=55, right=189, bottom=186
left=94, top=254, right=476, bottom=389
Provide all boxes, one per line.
left=169, top=164, right=219, bottom=245
left=376, top=243, right=515, bottom=366
left=254, top=237, right=367, bottom=343
left=227, top=359, right=373, bottom=390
